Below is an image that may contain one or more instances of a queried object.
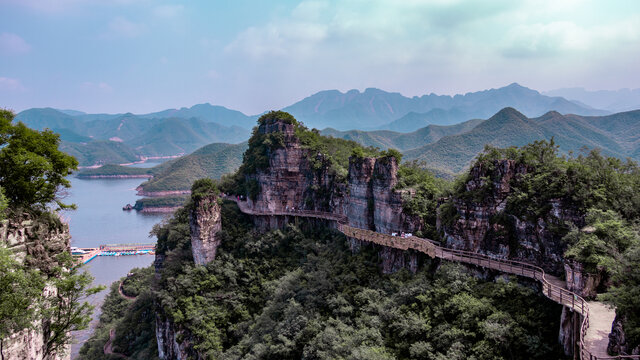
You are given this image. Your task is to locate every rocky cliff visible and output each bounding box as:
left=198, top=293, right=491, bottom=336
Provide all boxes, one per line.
left=247, top=117, right=345, bottom=216
left=190, top=192, right=222, bottom=265
left=0, top=214, right=71, bottom=360
left=242, top=116, right=420, bottom=273
left=608, top=315, right=640, bottom=356
left=156, top=315, right=201, bottom=360
left=441, top=159, right=582, bottom=275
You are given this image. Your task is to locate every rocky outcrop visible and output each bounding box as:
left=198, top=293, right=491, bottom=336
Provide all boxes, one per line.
left=190, top=193, right=222, bottom=265
left=441, top=159, right=581, bottom=275
left=156, top=315, right=201, bottom=360
left=0, top=214, right=71, bottom=360
left=558, top=306, right=581, bottom=357
left=564, top=260, right=604, bottom=299
left=608, top=315, right=640, bottom=356
left=346, top=157, right=376, bottom=230
left=247, top=118, right=345, bottom=216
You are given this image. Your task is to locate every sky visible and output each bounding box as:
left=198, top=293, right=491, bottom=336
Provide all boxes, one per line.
left=1, top=0, right=639, bottom=115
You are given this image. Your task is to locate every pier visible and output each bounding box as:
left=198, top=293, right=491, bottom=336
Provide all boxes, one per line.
left=72, top=243, right=156, bottom=264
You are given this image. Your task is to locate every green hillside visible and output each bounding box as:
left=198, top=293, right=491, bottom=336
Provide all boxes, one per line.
left=404, top=108, right=640, bottom=174
left=17, top=108, right=251, bottom=165
left=76, top=164, right=153, bottom=177
left=139, top=142, right=248, bottom=192
left=321, top=118, right=483, bottom=151
left=60, top=140, right=140, bottom=167
left=127, top=117, right=249, bottom=156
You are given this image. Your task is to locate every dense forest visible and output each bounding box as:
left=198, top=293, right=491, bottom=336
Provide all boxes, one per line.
left=79, top=111, right=640, bottom=359
left=80, top=193, right=567, bottom=359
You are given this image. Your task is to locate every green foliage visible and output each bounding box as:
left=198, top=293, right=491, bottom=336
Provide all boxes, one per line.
left=77, top=164, right=152, bottom=177
left=258, top=110, right=298, bottom=126
left=140, top=205, right=567, bottom=359
left=120, top=267, right=155, bottom=298
left=564, top=209, right=639, bottom=273
left=0, top=109, right=79, bottom=210
left=380, top=148, right=403, bottom=163
left=601, top=243, right=640, bottom=350
left=42, top=252, right=104, bottom=357
left=133, top=195, right=188, bottom=211
left=79, top=276, right=159, bottom=359
left=0, top=246, right=45, bottom=343
left=461, top=140, right=640, bottom=223
left=60, top=140, right=140, bottom=167
left=295, top=123, right=380, bottom=181
left=396, top=161, right=450, bottom=239
left=140, top=142, right=246, bottom=192
left=191, top=178, right=219, bottom=202
left=0, top=186, right=7, bottom=220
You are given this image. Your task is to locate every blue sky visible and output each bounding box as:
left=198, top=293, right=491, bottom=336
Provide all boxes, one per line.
left=1, top=0, right=639, bottom=114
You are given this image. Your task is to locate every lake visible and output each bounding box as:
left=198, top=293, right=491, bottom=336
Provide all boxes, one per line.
left=63, top=176, right=166, bottom=358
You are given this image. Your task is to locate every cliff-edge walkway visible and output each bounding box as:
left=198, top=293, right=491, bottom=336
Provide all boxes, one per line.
left=226, top=197, right=633, bottom=360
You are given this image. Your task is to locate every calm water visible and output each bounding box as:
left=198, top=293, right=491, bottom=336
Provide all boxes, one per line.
left=63, top=176, right=167, bottom=358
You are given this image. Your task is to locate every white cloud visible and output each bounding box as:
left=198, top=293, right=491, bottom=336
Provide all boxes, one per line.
left=153, top=4, right=184, bottom=18
left=108, top=16, right=145, bottom=37
left=0, top=33, right=31, bottom=54
left=1, top=0, right=149, bottom=13
left=0, top=77, right=26, bottom=91
left=81, top=81, right=113, bottom=92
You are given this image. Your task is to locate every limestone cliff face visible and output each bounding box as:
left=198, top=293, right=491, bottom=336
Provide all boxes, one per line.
left=247, top=119, right=346, bottom=216
left=156, top=316, right=201, bottom=360
left=190, top=193, right=222, bottom=265
left=441, top=159, right=581, bottom=275
left=564, top=260, right=604, bottom=298
left=346, top=157, right=376, bottom=230
left=0, top=215, right=71, bottom=360
left=608, top=315, right=640, bottom=356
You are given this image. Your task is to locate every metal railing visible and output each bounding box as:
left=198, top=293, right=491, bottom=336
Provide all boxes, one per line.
left=226, top=197, right=639, bottom=360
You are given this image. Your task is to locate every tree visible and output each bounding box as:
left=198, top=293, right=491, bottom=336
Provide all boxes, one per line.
left=0, top=246, right=45, bottom=360
left=0, top=186, right=7, bottom=220
left=42, top=252, right=104, bottom=357
left=0, top=109, right=78, bottom=210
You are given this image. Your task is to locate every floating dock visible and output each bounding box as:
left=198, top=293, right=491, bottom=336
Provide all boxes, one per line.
left=72, top=243, right=156, bottom=264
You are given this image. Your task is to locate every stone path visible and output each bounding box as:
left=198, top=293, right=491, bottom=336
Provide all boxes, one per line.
left=584, top=301, right=616, bottom=358
left=103, top=328, right=127, bottom=359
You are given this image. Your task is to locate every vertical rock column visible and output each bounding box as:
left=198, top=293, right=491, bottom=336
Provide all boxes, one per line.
left=189, top=193, right=222, bottom=265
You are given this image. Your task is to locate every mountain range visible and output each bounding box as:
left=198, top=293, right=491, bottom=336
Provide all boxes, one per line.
left=285, top=83, right=608, bottom=131
left=401, top=108, right=640, bottom=174
left=14, top=83, right=640, bottom=166
left=15, top=107, right=249, bottom=166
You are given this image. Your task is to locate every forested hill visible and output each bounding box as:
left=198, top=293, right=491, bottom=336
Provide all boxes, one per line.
left=403, top=108, right=640, bottom=174
left=16, top=107, right=250, bottom=166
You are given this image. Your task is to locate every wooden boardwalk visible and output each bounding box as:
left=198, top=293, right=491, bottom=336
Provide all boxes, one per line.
left=228, top=198, right=637, bottom=360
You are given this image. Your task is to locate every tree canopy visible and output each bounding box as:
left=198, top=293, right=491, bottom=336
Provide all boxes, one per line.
left=0, top=109, right=78, bottom=211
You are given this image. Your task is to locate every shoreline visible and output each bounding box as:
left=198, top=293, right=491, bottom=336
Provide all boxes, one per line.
left=138, top=206, right=181, bottom=213
left=77, top=154, right=183, bottom=169
left=135, top=188, right=191, bottom=197
left=77, top=174, right=153, bottom=179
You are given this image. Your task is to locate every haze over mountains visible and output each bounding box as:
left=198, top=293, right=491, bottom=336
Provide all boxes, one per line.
left=285, top=83, right=607, bottom=131
left=14, top=83, right=638, bottom=167
left=544, top=87, right=640, bottom=113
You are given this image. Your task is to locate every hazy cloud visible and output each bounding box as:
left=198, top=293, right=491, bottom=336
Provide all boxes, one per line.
left=153, top=4, right=184, bottom=18
left=0, top=33, right=31, bottom=54
left=0, top=77, right=26, bottom=91
left=81, top=81, right=113, bottom=92
left=108, top=16, right=145, bottom=37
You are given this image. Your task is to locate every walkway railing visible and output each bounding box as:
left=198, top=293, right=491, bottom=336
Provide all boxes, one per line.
left=226, top=197, right=638, bottom=360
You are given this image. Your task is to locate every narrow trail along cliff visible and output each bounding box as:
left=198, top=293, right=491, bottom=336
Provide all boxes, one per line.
left=228, top=196, right=633, bottom=360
